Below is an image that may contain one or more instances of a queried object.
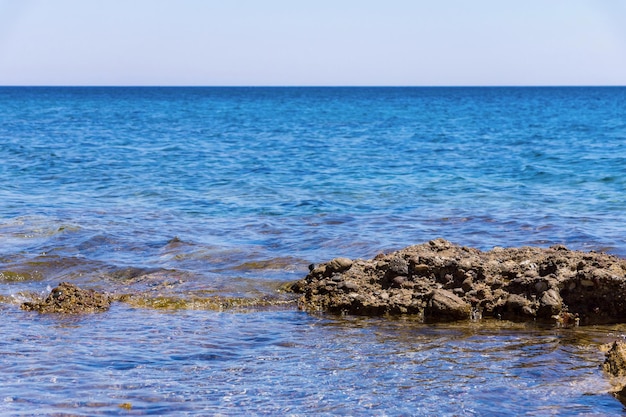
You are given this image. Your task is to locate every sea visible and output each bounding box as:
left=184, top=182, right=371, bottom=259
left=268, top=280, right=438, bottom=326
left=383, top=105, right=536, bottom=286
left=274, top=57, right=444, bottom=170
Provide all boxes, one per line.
left=1, top=86, right=625, bottom=415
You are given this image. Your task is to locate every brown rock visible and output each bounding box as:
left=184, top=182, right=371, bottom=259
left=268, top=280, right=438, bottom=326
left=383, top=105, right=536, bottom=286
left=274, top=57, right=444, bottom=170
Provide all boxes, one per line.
left=411, top=263, right=430, bottom=275
left=604, top=341, right=626, bottom=377
left=537, top=288, right=563, bottom=318
left=327, top=257, right=353, bottom=273
left=461, top=276, right=474, bottom=292
left=390, top=276, right=406, bottom=288
left=425, top=289, right=471, bottom=321
left=503, top=294, right=535, bottom=318
left=337, top=281, right=359, bottom=292
left=387, top=256, right=409, bottom=276
left=289, top=238, right=626, bottom=323
left=21, top=282, right=111, bottom=314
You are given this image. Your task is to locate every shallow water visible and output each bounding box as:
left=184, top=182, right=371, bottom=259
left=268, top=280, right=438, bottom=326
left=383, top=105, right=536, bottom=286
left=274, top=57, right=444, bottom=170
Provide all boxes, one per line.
left=1, top=305, right=624, bottom=416
left=1, top=87, right=626, bottom=414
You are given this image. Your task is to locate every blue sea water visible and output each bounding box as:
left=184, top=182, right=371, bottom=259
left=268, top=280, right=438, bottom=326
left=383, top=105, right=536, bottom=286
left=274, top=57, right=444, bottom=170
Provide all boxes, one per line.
left=1, top=87, right=626, bottom=415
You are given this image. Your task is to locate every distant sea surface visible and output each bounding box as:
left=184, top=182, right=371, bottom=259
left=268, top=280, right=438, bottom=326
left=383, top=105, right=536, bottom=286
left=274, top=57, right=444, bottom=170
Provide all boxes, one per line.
left=1, top=87, right=625, bottom=415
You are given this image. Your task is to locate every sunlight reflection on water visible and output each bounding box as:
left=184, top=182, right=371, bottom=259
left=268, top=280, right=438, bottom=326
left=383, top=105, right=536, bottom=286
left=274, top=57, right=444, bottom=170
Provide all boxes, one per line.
left=1, top=306, right=625, bottom=415
left=2, top=87, right=626, bottom=415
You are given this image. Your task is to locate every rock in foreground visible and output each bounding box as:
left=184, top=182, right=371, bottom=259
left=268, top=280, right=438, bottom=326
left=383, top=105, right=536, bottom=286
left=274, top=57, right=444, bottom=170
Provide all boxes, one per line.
left=291, top=238, right=626, bottom=323
left=21, top=282, right=112, bottom=314
left=603, top=341, right=626, bottom=405
left=604, top=341, right=626, bottom=378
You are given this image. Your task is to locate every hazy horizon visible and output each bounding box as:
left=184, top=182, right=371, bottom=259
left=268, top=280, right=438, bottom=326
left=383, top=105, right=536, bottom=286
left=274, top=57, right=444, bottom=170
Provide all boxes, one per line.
left=1, top=0, right=625, bottom=86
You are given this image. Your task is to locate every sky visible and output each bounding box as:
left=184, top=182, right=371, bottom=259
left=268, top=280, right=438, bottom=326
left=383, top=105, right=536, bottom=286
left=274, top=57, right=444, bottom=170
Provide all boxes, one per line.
left=0, top=0, right=625, bottom=86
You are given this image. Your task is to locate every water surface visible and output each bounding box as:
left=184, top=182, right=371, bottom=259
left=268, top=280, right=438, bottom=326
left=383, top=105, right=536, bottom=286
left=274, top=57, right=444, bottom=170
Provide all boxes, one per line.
left=1, top=87, right=625, bottom=414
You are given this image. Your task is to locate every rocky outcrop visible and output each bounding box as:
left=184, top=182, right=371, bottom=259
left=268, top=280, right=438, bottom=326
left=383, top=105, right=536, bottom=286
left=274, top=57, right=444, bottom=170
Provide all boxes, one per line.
left=16, top=282, right=298, bottom=313
left=21, top=282, right=112, bottom=314
left=291, top=238, right=626, bottom=323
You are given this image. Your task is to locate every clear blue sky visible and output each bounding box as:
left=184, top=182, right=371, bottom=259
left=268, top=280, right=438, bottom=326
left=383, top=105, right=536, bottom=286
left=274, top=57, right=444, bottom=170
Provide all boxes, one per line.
left=1, top=0, right=625, bottom=86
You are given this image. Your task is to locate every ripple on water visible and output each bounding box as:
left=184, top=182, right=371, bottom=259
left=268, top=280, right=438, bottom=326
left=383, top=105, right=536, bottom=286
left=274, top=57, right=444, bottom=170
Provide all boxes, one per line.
left=2, top=306, right=624, bottom=415
left=2, top=87, right=626, bottom=415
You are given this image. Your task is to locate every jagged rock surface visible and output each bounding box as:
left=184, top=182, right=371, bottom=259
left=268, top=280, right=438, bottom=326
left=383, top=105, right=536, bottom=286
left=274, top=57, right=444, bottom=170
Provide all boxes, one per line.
left=603, top=341, right=626, bottom=405
left=604, top=341, right=626, bottom=377
left=291, top=238, right=626, bottom=323
left=21, top=282, right=111, bottom=314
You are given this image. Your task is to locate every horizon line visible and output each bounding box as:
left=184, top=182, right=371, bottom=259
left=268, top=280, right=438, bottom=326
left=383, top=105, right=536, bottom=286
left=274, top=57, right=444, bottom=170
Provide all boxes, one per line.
left=1, top=84, right=625, bottom=88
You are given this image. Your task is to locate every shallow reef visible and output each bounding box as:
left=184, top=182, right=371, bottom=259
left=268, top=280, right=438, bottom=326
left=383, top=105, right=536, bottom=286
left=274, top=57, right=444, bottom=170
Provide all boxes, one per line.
left=21, top=282, right=112, bottom=314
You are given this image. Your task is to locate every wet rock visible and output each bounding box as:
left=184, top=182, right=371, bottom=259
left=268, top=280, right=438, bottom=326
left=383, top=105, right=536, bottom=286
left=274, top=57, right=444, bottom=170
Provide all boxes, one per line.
left=553, top=311, right=579, bottom=328
left=502, top=294, right=535, bottom=318
left=604, top=341, right=626, bottom=377
left=613, top=386, right=626, bottom=407
left=537, top=288, right=563, bottom=318
left=602, top=340, right=626, bottom=405
left=425, top=289, right=471, bottom=321
left=289, top=238, right=626, bottom=323
left=21, top=282, right=112, bottom=314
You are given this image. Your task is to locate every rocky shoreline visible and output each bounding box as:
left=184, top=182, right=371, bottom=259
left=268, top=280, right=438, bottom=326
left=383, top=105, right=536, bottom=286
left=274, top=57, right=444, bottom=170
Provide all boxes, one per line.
left=17, top=239, right=626, bottom=324
left=289, top=238, right=626, bottom=325
left=12, top=238, right=626, bottom=406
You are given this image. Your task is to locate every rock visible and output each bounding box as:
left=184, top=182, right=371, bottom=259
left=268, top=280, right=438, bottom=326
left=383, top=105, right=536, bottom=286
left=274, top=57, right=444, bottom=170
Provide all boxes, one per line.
left=604, top=341, right=626, bottom=377
left=534, top=280, right=548, bottom=293
left=387, top=256, right=409, bottom=276
left=429, top=238, right=451, bottom=250
left=327, top=257, right=353, bottom=273
left=390, top=276, right=406, bottom=288
left=21, top=282, right=111, bottom=314
left=461, top=276, right=474, bottom=292
left=503, top=294, right=535, bottom=318
left=537, top=288, right=562, bottom=318
left=602, top=340, right=626, bottom=406
left=338, top=281, right=359, bottom=292
left=289, top=239, right=626, bottom=323
left=411, top=263, right=430, bottom=275
left=553, top=311, right=579, bottom=328
left=425, top=289, right=471, bottom=321
left=613, top=386, right=626, bottom=407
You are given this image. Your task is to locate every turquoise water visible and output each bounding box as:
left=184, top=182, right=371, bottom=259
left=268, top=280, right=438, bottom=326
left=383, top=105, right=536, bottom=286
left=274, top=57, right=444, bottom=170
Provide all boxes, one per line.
left=1, top=87, right=626, bottom=415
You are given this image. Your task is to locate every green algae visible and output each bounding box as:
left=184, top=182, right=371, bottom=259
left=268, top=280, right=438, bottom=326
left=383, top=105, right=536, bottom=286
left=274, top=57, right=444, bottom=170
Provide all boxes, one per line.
left=119, top=294, right=298, bottom=311
left=231, top=257, right=305, bottom=271
left=0, top=270, right=44, bottom=282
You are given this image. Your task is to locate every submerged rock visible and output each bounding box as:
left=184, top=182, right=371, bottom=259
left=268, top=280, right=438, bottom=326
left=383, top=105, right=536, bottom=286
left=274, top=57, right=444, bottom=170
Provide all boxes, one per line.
left=291, top=238, right=626, bottom=323
left=603, top=341, right=626, bottom=405
left=21, top=282, right=112, bottom=314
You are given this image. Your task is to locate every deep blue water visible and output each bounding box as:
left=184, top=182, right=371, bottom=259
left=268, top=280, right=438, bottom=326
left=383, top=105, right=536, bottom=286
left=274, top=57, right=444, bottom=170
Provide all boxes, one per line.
left=1, top=87, right=626, bottom=415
